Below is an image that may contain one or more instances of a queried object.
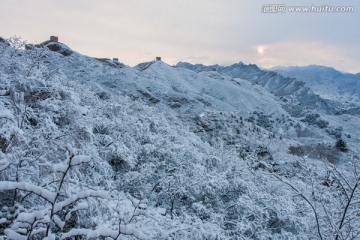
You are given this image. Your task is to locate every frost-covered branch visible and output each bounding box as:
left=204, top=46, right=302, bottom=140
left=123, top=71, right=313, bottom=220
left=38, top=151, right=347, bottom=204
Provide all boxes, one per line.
left=53, top=190, right=110, bottom=214
left=0, top=181, right=56, bottom=203
left=46, top=145, right=93, bottom=236
left=272, top=174, right=323, bottom=240
left=60, top=225, right=147, bottom=240
left=26, top=47, right=47, bottom=77
left=0, top=159, right=11, bottom=172
left=335, top=177, right=360, bottom=240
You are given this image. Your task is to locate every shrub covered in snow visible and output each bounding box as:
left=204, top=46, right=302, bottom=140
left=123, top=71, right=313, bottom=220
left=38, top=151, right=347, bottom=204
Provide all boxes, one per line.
left=1, top=37, right=359, bottom=239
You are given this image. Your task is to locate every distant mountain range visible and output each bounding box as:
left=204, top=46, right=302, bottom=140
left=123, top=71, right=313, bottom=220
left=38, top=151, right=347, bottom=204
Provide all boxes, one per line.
left=175, top=62, right=360, bottom=116
left=270, top=65, right=360, bottom=103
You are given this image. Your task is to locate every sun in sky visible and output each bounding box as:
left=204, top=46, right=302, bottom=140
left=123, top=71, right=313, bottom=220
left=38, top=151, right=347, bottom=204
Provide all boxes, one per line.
left=257, top=45, right=266, bottom=55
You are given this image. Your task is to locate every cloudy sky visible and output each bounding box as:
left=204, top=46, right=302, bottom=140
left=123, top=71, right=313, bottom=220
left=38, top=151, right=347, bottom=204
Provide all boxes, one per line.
left=1, top=0, right=360, bottom=73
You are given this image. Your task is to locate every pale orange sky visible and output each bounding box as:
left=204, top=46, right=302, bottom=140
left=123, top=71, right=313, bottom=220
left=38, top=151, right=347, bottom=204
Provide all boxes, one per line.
left=1, top=0, right=360, bottom=73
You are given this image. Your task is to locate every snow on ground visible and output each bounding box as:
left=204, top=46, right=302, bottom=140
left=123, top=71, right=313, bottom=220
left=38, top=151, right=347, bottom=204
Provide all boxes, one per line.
left=0, top=37, right=359, bottom=239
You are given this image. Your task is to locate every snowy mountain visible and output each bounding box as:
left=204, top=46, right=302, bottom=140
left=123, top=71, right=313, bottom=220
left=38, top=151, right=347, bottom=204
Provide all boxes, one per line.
left=176, top=62, right=352, bottom=116
left=271, top=65, right=360, bottom=104
left=0, top=37, right=360, bottom=240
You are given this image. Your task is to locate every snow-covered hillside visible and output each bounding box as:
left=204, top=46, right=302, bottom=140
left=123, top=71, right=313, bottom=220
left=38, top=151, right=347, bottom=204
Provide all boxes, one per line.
left=176, top=62, right=353, bottom=116
left=271, top=65, right=360, bottom=104
left=0, top=37, right=359, bottom=240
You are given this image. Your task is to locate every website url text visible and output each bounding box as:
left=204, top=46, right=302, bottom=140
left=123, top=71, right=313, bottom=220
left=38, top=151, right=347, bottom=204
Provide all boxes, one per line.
left=261, top=5, right=354, bottom=13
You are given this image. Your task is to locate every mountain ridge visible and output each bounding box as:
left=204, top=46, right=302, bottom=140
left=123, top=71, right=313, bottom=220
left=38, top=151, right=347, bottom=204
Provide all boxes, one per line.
left=175, top=62, right=347, bottom=117
left=1, top=37, right=360, bottom=239
left=271, top=65, right=360, bottom=103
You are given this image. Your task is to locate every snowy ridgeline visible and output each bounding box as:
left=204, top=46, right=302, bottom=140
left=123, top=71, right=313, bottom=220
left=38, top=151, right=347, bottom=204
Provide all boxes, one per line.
left=271, top=65, right=360, bottom=104
left=0, top=37, right=360, bottom=239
